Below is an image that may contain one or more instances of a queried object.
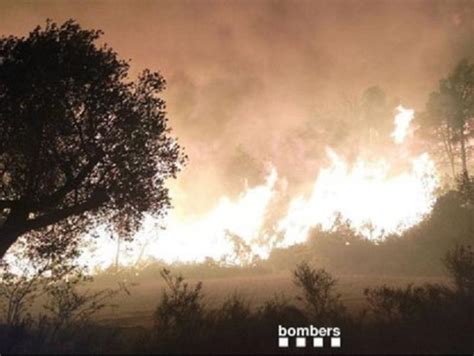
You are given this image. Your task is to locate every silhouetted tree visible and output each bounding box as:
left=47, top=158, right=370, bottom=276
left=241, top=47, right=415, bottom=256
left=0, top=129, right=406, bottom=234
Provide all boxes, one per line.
left=419, top=59, right=474, bottom=178
left=0, top=20, right=184, bottom=257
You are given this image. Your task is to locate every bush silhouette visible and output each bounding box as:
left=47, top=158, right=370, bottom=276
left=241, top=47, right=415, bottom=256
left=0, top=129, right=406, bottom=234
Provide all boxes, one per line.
left=444, top=244, right=474, bottom=296
left=293, top=261, right=345, bottom=322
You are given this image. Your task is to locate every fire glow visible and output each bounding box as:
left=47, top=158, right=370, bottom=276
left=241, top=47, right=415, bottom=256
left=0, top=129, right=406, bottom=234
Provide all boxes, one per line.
left=78, top=105, right=439, bottom=269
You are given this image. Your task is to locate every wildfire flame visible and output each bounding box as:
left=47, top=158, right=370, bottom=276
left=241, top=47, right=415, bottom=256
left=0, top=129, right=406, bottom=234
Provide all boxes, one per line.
left=9, top=105, right=440, bottom=270
left=392, top=105, right=414, bottom=144
left=276, top=150, right=437, bottom=246
left=142, top=169, right=278, bottom=264
left=277, top=105, right=436, bottom=245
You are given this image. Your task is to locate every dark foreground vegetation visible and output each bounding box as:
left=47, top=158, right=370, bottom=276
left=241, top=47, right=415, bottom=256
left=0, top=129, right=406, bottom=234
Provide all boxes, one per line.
left=0, top=241, right=473, bottom=354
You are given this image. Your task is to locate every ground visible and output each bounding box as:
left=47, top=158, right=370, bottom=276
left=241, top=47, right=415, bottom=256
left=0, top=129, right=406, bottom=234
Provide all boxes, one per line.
left=92, top=272, right=450, bottom=327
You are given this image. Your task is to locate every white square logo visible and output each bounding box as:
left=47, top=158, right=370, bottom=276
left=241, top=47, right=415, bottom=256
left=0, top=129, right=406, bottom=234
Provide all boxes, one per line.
left=278, top=337, right=289, bottom=348
left=331, top=337, right=341, bottom=348
left=296, top=337, right=306, bottom=347
left=313, top=337, right=324, bottom=347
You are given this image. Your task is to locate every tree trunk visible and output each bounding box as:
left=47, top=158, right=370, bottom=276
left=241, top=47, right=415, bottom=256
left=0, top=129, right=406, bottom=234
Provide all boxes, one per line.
left=449, top=155, right=456, bottom=180
left=0, top=208, right=28, bottom=258
left=460, top=127, right=468, bottom=176
left=442, top=134, right=456, bottom=179
left=115, top=233, right=121, bottom=273
left=0, top=227, right=23, bottom=258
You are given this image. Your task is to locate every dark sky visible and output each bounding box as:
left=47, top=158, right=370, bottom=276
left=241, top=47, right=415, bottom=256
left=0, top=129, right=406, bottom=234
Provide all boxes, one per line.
left=1, top=0, right=474, bottom=215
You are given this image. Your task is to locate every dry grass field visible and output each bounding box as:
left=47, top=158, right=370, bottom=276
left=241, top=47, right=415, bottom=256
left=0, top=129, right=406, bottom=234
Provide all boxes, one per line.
left=93, top=272, right=450, bottom=327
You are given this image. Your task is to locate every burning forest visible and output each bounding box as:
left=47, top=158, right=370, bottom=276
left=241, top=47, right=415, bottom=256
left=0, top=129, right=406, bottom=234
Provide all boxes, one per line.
left=0, top=0, right=473, bottom=354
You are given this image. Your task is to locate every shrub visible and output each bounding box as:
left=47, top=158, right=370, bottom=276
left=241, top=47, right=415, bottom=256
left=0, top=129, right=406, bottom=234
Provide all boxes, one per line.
left=293, top=261, right=345, bottom=323
left=152, top=268, right=205, bottom=352
left=444, top=244, right=474, bottom=296
left=364, top=283, right=453, bottom=323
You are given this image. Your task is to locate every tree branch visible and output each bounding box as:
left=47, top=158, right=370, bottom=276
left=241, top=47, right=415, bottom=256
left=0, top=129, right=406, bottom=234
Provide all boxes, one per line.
left=34, top=154, right=103, bottom=209
left=25, top=190, right=108, bottom=232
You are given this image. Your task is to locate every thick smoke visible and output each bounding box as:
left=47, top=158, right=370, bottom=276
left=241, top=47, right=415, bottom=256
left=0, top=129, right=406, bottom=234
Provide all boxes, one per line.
left=1, top=0, right=474, bottom=217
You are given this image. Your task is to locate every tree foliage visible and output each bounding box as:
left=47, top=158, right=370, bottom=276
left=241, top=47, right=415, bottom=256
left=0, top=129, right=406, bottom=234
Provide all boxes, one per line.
left=0, top=20, right=184, bottom=257
left=419, top=59, right=474, bottom=178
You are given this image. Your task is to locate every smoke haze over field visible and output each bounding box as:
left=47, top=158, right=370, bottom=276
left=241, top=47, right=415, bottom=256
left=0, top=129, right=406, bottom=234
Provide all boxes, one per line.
left=1, top=0, right=474, bottom=218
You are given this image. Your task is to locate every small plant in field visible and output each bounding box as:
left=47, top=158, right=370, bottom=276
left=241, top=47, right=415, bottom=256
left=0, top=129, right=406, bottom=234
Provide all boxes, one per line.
left=44, top=275, right=123, bottom=331
left=293, top=261, right=345, bottom=322
left=0, top=263, right=40, bottom=327
left=154, top=268, right=204, bottom=332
